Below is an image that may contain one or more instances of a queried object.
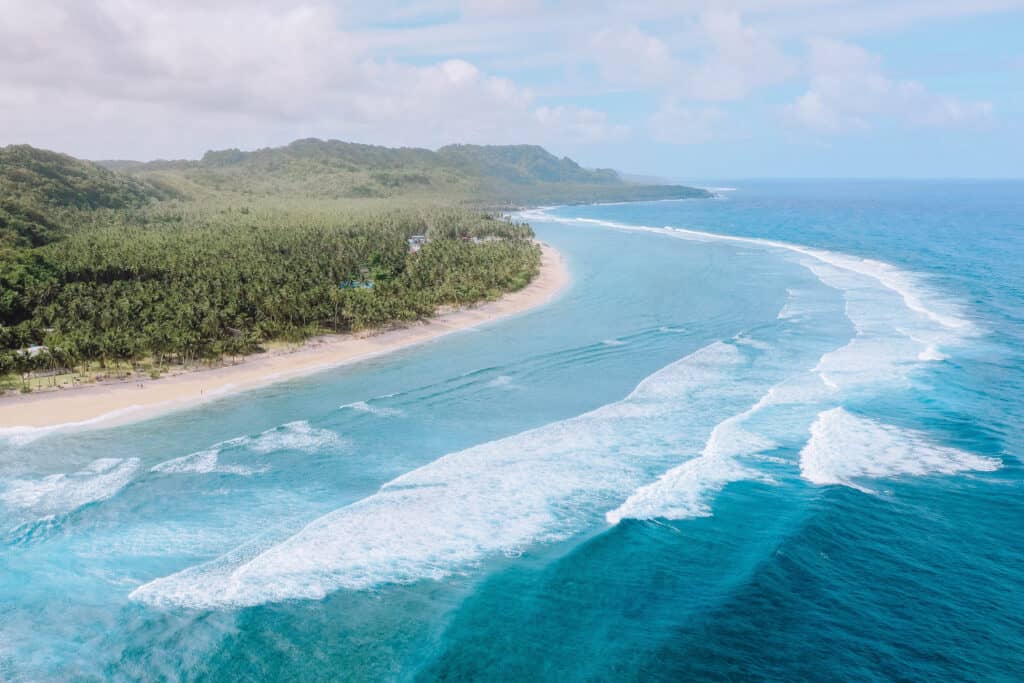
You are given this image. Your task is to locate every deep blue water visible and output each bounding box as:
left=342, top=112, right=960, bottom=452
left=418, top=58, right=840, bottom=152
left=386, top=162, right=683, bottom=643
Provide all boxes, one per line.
left=1, top=180, right=1021, bottom=681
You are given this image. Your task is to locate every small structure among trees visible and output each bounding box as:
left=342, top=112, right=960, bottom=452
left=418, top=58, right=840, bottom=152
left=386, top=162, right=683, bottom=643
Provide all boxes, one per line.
left=340, top=266, right=375, bottom=289
left=407, top=235, right=427, bottom=253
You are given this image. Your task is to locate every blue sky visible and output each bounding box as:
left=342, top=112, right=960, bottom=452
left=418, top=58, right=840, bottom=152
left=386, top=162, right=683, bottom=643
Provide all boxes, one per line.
left=1, top=1, right=1022, bottom=178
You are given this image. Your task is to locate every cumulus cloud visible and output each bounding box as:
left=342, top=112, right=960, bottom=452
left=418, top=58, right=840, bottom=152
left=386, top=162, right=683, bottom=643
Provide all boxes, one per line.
left=786, top=38, right=993, bottom=133
left=0, top=0, right=624, bottom=158
left=648, top=101, right=723, bottom=144
left=460, top=0, right=544, bottom=17
left=589, top=24, right=679, bottom=87
left=684, top=10, right=795, bottom=101
left=0, top=0, right=1012, bottom=158
left=587, top=12, right=793, bottom=101
left=535, top=105, right=629, bottom=143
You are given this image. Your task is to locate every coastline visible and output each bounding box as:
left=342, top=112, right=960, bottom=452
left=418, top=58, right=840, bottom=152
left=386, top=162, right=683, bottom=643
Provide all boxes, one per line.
left=0, top=243, right=568, bottom=433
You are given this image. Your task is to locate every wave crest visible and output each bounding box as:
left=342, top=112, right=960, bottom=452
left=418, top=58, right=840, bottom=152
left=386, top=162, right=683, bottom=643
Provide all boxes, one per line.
left=800, top=408, right=1000, bottom=492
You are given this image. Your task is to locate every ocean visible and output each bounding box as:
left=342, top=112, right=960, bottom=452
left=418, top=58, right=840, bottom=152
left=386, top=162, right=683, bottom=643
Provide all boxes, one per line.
left=1, top=180, right=1021, bottom=681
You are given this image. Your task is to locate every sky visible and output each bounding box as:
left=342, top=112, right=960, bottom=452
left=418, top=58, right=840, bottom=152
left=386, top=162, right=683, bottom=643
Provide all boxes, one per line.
left=1, top=0, right=1022, bottom=178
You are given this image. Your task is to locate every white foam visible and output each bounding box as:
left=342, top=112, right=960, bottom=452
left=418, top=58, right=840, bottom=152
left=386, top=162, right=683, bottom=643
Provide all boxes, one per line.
left=486, top=375, right=516, bottom=389
left=1, top=458, right=139, bottom=516
left=917, top=345, right=947, bottom=361
left=131, top=342, right=756, bottom=609
left=777, top=303, right=799, bottom=320
left=606, top=434, right=765, bottom=522
left=339, top=401, right=403, bottom=417
left=248, top=421, right=347, bottom=454
left=149, top=421, right=346, bottom=478
left=602, top=338, right=626, bottom=346
left=776, top=287, right=829, bottom=321
left=151, top=450, right=266, bottom=476
left=524, top=209, right=973, bottom=338
left=800, top=408, right=1000, bottom=492
left=152, top=450, right=219, bottom=474
left=734, top=335, right=772, bottom=351
left=607, top=387, right=778, bottom=523
left=130, top=209, right=984, bottom=607
left=528, top=208, right=975, bottom=398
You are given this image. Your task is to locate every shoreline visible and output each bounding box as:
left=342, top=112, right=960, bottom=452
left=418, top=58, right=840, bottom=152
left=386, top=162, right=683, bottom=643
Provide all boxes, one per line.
left=0, top=243, right=568, bottom=433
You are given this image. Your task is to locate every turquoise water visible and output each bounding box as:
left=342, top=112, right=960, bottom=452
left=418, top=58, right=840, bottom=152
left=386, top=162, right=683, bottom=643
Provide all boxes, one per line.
left=2, top=181, right=1022, bottom=680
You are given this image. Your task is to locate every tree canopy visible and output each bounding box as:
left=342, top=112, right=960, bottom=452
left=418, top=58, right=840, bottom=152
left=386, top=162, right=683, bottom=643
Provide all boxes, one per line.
left=0, top=138, right=706, bottom=384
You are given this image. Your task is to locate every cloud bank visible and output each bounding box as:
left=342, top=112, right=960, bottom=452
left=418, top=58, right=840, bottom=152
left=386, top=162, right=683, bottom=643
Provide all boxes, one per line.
left=0, top=0, right=1016, bottom=163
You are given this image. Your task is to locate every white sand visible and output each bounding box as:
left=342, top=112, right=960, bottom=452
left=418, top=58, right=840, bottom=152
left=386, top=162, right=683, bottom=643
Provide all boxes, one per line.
left=0, top=243, right=568, bottom=431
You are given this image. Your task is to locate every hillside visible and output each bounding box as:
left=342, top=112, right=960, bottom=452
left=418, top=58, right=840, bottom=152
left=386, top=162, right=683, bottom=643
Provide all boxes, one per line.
left=98, top=138, right=710, bottom=205
left=0, top=142, right=547, bottom=382
left=0, top=145, right=172, bottom=248
left=0, top=139, right=708, bottom=382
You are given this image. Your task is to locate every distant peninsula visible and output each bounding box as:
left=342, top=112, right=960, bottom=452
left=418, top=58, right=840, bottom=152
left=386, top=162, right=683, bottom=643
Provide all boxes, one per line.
left=98, top=138, right=711, bottom=207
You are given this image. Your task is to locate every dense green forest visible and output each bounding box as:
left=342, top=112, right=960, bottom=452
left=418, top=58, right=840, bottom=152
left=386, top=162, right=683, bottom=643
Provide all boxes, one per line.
left=100, top=138, right=710, bottom=205
left=0, top=145, right=174, bottom=248
left=0, top=140, right=706, bottom=389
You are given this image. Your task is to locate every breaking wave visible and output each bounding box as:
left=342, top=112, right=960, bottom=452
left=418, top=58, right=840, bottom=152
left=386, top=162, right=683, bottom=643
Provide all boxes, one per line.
left=151, top=450, right=267, bottom=476
left=129, top=210, right=993, bottom=608
left=486, top=375, right=517, bottom=389
left=131, top=342, right=762, bottom=609
left=339, top=401, right=403, bottom=418
left=248, top=421, right=348, bottom=454
left=799, top=408, right=1000, bottom=493
left=1, top=458, right=140, bottom=517
left=150, top=421, right=347, bottom=478
left=529, top=208, right=988, bottom=522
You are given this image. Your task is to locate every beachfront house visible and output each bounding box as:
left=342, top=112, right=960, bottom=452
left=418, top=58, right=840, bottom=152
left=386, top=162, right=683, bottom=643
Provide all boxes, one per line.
left=340, top=267, right=374, bottom=290
left=407, top=235, right=427, bottom=253
left=16, top=345, right=47, bottom=358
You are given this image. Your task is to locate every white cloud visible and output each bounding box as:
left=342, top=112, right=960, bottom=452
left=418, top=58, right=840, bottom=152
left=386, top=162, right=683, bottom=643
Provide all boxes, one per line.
left=0, top=0, right=625, bottom=157
left=534, top=105, right=630, bottom=143
left=648, top=101, right=722, bottom=144
left=0, top=0, right=1014, bottom=159
left=460, top=0, right=544, bottom=17
left=683, top=10, right=795, bottom=101
left=586, top=12, right=794, bottom=100
left=786, top=38, right=993, bottom=133
left=589, top=24, right=678, bottom=87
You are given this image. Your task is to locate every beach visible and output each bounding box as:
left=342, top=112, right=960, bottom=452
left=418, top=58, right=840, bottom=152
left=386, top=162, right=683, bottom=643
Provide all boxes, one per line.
left=0, top=243, right=568, bottom=431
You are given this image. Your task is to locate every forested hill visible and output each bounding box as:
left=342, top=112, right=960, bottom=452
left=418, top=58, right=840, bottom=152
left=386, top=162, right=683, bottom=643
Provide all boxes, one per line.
left=99, top=138, right=710, bottom=205
left=0, top=145, right=173, bottom=248
left=0, top=139, right=707, bottom=387
left=0, top=142, right=547, bottom=384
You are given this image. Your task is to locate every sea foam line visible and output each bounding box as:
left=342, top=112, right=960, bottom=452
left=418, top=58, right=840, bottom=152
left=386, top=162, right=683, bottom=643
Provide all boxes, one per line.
left=133, top=210, right=986, bottom=606
left=149, top=420, right=348, bottom=478
left=130, top=341, right=762, bottom=609
left=525, top=207, right=987, bottom=521
left=1, top=458, right=140, bottom=517
left=519, top=209, right=974, bottom=338
left=606, top=336, right=840, bottom=524
left=338, top=400, right=403, bottom=417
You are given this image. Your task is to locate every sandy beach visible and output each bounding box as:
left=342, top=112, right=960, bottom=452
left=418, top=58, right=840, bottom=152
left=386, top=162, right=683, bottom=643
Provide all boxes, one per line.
left=0, top=243, right=568, bottom=432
